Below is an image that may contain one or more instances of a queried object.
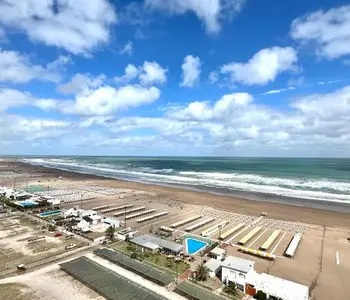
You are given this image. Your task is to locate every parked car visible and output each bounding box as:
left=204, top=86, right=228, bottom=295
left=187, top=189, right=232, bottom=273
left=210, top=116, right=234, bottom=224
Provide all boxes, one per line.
left=65, top=244, right=76, bottom=250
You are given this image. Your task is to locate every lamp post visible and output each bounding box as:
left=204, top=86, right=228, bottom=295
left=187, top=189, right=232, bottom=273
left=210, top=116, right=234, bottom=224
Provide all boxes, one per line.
left=218, top=224, right=222, bottom=245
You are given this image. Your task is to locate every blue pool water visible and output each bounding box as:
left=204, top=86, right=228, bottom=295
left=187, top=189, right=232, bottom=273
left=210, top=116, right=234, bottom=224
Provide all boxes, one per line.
left=39, top=210, right=61, bottom=217
left=186, top=238, right=208, bottom=255
left=19, top=201, right=37, bottom=207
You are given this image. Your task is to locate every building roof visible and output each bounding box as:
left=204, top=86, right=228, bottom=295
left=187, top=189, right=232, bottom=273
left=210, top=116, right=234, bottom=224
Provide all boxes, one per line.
left=210, top=246, right=226, bottom=256
left=143, top=242, right=159, bottom=250
left=205, top=258, right=222, bottom=273
left=247, top=272, right=309, bottom=300
left=222, top=256, right=255, bottom=273
left=103, top=217, right=120, bottom=225
left=130, top=234, right=184, bottom=253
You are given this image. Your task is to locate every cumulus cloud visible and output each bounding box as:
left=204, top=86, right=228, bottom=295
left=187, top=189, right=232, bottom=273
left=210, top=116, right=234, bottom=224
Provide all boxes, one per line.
left=2, top=84, right=350, bottom=156
left=208, top=71, right=219, bottom=84
left=0, top=0, right=117, bottom=55
left=169, top=92, right=253, bottom=121
left=291, top=5, right=350, bottom=59
left=64, top=85, right=160, bottom=115
left=3, top=81, right=161, bottom=116
left=57, top=73, right=106, bottom=95
left=220, top=47, right=298, bottom=85
left=180, top=55, right=201, bottom=87
left=139, top=61, right=168, bottom=85
left=0, top=50, right=70, bottom=83
left=114, top=64, right=141, bottom=84
left=0, top=89, right=33, bottom=112
left=120, top=41, right=133, bottom=56
left=114, top=61, right=167, bottom=86
left=145, top=0, right=246, bottom=34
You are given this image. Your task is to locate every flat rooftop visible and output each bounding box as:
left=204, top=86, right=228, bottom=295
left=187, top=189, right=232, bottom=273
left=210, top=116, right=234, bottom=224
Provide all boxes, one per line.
left=130, top=234, right=184, bottom=253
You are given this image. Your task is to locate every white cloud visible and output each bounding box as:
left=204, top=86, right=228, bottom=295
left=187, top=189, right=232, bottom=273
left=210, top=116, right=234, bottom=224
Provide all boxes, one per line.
left=180, top=55, right=201, bottom=87
left=139, top=61, right=167, bottom=85
left=145, top=0, right=246, bottom=34
left=2, top=81, right=161, bottom=116
left=209, top=71, right=219, bottom=84
left=57, top=73, right=106, bottom=94
left=114, top=64, right=141, bottom=84
left=0, top=0, right=117, bottom=55
left=120, top=41, right=133, bottom=56
left=291, top=5, right=350, bottom=59
left=0, top=89, right=33, bottom=112
left=2, top=84, right=350, bottom=156
left=66, top=85, right=160, bottom=115
left=115, top=61, right=167, bottom=86
left=262, top=86, right=295, bottom=95
left=169, top=92, right=253, bottom=121
left=221, top=47, right=298, bottom=85
left=0, top=50, right=70, bottom=83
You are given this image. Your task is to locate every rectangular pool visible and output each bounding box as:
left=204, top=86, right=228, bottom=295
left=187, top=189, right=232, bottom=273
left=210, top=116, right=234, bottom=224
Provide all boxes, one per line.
left=185, top=238, right=208, bottom=255
left=39, top=210, right=62, bottom=217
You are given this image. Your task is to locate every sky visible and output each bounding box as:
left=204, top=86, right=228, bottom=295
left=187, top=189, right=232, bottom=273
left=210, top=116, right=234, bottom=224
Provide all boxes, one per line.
left=0, top=0, right=350, bottom=157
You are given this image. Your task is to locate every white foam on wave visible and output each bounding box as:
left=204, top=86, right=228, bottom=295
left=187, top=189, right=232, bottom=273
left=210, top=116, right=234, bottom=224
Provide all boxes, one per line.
left=22, top=158, right=350, bottom=203
left=179, top=171, right=350, bottom=192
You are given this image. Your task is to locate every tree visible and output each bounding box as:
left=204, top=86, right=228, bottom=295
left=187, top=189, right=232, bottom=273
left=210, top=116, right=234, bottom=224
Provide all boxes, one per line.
left=194, top=262, right=209, bottom=282
left=105, top=226, right=116, bottom=241
left=254, top=291, right=267, bottom=300
left=223, top=282, right=237, bottom=296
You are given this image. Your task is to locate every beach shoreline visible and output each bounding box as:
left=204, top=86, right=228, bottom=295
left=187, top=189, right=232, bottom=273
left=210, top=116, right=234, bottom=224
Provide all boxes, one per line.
left=2, top=159, right=350, bottom=227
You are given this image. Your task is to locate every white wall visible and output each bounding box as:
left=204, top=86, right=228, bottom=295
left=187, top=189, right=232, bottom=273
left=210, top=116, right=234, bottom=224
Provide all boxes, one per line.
left=222, top=267, right=248, bottom=292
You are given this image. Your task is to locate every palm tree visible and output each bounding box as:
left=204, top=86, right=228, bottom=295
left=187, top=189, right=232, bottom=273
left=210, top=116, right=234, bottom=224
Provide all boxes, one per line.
left=195, top=262, right=209, bottom=281
left=254, top=291, right=267, bottom=300
left=105, top=226, right=116, bottom=241
left=223, top=282, right=237, bottom=296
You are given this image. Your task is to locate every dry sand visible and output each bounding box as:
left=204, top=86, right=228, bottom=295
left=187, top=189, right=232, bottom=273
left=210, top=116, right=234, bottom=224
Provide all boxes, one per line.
left=0, top=263, right=103, bottom=300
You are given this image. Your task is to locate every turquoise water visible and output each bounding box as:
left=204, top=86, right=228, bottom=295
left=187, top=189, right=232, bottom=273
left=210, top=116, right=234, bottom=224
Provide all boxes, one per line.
left=186, top=238, right=208, bottom=255
left=19, top=201, right=37, bottom=207
left=39, top=210, right=61, bottom=217
left=22, top=156, right=350, bottom=204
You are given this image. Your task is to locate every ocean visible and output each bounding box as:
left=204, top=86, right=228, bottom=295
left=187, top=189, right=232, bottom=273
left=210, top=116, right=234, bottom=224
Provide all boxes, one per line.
left=21, top=157, right=350, bottom=208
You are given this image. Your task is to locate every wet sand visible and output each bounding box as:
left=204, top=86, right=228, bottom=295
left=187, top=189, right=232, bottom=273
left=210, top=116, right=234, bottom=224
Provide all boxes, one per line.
left=2, top=160, right=350, bottom=228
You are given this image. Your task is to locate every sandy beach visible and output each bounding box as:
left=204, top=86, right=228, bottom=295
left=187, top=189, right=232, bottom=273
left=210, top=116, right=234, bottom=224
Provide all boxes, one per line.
left=2, top=159, right=350, bottom=228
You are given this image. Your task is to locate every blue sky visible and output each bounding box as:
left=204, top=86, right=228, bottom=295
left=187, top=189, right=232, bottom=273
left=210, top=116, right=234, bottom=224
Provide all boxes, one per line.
left=0, top=0, right=350, bottom=157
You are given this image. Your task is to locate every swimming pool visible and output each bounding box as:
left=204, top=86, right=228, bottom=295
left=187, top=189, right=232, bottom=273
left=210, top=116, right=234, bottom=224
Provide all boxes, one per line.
left=185, top=238, right=208, bottom=255
left=19, top=201, right=38, bottom=207
left=39, top=210, right=62, bottom=217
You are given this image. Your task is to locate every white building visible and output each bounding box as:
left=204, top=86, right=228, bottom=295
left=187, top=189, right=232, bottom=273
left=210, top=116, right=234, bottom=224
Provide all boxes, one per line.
left=75, top=219, right=90, bottom=232
left=246, top=272, right=309, bottom=300
left=64, top=208, right=97, bottom=219
left=205, top=259, right=222, bottom=278
left=221, top=256, right=255, bottom=292
left=209, top=246, right=227, bottom=261
left=103, top=217, right=121, bottom=228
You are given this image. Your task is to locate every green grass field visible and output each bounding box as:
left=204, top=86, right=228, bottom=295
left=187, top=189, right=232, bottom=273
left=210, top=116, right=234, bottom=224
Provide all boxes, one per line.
left=111, top=241, right=190, bottom=274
